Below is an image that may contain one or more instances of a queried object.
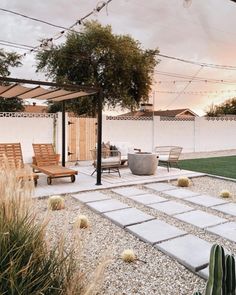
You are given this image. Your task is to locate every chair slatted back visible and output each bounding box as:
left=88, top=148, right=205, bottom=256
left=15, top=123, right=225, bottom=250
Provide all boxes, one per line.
left=32, top=144, right=58, bottom=166
left=0, top=143, right=24, bottom=168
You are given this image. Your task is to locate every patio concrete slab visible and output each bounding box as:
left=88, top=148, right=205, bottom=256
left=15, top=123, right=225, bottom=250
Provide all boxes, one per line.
left=87, top=199, right=129, bottom=213
left=128, top=193, right=167, bottom=205
left=207, top=222, right=236, bottom=243
left=112, top=187, right=146, bottom=197
left=72, top=191, right=110, bottom=203
left=126, top=219, right=186, bottom=245
left=187, top=195, right=228, bottom=207
left=174, top=210, right=227, bottom=228
left=212, top=203, right=236, bottom=217
left=144, top=182, right=176, bottom=192
left=163, top=188, right=199, bottom=199
left=155, top=234, right=212, bottom=272
left=148, top=201, right=193, bottom=215
left=103, top=208, right=155, bottom=228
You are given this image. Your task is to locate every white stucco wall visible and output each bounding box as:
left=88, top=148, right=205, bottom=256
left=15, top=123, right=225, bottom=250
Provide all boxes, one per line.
left=0, top=113, right=59, bottom=163
left=102, top=115, right=153, bottom=152
left=103, top=115, right=236, bottom=153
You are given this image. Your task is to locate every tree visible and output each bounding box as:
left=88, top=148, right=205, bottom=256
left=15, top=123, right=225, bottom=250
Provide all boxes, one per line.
left=36, top=21, right=159, bottom=116
left=0, top=49, right=24, bottom=112
left=205, top=98, right=236, bottom=116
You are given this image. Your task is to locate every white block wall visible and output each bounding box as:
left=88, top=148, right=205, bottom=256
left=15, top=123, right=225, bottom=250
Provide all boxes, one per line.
left=103, top=115, right=236, bottom=153
left=102, top=115, right=153, bottom=152
left=0, top=113, right=60, bottom=163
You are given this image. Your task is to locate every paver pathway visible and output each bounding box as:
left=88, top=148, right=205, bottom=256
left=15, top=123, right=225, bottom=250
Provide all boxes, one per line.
left=72, top=181, right=235, bottom=279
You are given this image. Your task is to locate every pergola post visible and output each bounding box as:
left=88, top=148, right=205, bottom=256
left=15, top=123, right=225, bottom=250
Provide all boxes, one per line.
left=96, top=89, right=103, bottom=185
left=61, top=100, right=66, bottom=167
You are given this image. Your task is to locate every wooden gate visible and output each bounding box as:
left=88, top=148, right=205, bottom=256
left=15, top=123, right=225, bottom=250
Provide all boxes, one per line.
left=68, top=116, right=97, bottom=161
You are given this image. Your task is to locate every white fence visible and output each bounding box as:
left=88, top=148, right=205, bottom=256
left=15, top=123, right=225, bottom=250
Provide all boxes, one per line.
left=103, top=115, right=236, bottom=153
left=0, top=112, right=235, bottom=163
left=0, top=112, right=66, bottom=163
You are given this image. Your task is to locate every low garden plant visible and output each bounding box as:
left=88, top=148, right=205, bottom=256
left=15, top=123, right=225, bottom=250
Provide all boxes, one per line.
left=0, top=165, right=105, bottom=294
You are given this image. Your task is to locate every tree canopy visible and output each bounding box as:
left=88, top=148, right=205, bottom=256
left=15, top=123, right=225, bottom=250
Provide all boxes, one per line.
left=36, top=21, right=159, bottom=116
left=0, top=49, right=24, bottom=112
left=206, top=98, right=236, bottom=116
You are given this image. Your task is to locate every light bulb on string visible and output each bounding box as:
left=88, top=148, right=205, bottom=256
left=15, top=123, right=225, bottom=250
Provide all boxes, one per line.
left=183, top=0, right=192, bottom=8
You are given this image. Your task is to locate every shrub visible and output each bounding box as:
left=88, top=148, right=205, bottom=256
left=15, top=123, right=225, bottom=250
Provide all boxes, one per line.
left=121, top=249, right=136, bottom=263
left=177, top=177, right=190, bottom=187
left=74, top=214, right=89, bottom=229
left=0, top=167, right=79, bottom=294
left=219, top=190, right=231, bottom=198
left=48, top=195, right=65, bottom=210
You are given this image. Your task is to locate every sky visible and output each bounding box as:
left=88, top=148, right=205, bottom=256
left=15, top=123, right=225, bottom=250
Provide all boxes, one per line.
left=1, top=0, right=236, bottom=115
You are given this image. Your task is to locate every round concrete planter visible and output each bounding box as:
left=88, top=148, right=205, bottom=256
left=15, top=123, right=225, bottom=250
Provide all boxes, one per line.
left=128, top=152, right=159, bottom=175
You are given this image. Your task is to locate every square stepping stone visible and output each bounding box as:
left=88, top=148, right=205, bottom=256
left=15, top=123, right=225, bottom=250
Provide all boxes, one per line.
left=126, top=219, right=186, bottom=245
left=207, top=222, right=236, bottom=243
left=148, top=201, right=193, bottom=215
left=87, top=199, right=129, bottom=213
left=128, top=193, right=167, bottom=205
left=156, top=234, right=212, bottom=272
left=174, top=210, right=227, bottom=229
left=104, top=208, right=155, bottom=228
left=72, top=191, right=110, bottom=203
left=112, top=187, right=146, bottom=197
left=187, top=195, right=228, bottom=207
left=164, top=188, right=199, bottom=199
left=198, top=266, right=209, bottom=280
left=212, top=203, right=236, bottom=217
left=144, top=182, right=176, bottom=192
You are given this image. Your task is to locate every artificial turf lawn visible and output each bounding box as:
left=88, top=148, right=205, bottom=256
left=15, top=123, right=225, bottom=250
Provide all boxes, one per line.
left=179, top=156, right=236, bottom=179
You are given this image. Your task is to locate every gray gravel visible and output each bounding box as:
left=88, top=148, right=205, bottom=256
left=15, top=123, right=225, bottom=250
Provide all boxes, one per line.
left=34, top=175, right=236, bottom=295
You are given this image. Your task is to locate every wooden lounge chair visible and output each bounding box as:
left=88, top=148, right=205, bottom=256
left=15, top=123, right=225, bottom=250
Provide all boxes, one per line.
left=32, top=143, right=78, bottom=185
left=154, top=146, right=183, bottom=172
left=90, top=148, right=122, bottom=177
left=0, top=143, right=38, bottom=186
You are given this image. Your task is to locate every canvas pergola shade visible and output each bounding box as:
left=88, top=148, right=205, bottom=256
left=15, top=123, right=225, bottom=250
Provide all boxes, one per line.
left=0, top=76, right=103, bottom=185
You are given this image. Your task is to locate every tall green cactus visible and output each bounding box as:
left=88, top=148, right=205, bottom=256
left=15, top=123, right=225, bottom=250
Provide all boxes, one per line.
left=205, top=244, right=226, bottom=295
left=193, top=244, right=236, bottom=295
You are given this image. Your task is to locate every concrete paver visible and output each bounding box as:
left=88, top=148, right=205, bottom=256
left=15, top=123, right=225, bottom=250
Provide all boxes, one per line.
left=148, top=201, right=193, bottom=215
left=104, top=208, right=155, bottom=228
left=126, top=219, right=186, bottom=245
left=156, top=234, right=212, bottom=272
left=174, top=210, right=227, bottom=229
left=128, top=193, right=167, bottom=205
left=87, top=199, right=129, bottom=213
left=163, top=188, right=200, bottom=199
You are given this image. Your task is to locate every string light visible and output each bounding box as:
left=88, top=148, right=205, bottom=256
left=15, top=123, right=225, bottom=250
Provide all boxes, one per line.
left=157, top=53, right=236, bottom=70
left=2, top=0, right=113, bottom=57
left=154, top=89, right=236, bottom=95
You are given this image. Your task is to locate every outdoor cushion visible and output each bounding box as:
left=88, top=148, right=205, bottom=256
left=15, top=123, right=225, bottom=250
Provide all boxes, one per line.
left=159, top=155, right=169, bottom=161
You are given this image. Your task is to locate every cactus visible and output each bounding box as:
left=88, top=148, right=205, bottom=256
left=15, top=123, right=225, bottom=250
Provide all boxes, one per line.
left=225, top=254, right=236, bottom=295
left=177, top=177, right=190, bottom=187
left=205, top=244, right=226, bottom=295
left=194, top=244, right=236, bottom=295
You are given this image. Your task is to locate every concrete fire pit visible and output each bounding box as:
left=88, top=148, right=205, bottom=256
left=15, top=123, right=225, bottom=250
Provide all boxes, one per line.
left=128, top=152, right=158, bottom=175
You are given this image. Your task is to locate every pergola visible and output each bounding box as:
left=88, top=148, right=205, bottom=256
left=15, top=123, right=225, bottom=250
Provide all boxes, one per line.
left=0, top=76, right=103, bottom=185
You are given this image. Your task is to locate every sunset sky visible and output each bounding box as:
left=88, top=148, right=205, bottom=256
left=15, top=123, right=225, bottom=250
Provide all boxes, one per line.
left=1, top=0, right=236, bottom=115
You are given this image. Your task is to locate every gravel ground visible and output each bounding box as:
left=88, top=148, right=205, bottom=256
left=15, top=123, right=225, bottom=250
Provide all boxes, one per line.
left=34, top=176, right=236, bottom=295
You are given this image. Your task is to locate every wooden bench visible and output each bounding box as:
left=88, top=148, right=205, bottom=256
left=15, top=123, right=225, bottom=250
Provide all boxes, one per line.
left=0, top=143, right=38, bottom=186
left=32, top=144, right=78, bottom=185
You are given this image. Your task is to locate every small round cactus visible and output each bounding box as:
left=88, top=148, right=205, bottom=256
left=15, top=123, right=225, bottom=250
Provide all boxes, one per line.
left=48, top=195, right=65, bottom=210
left=177, top=177, right=190, bottom=187
left=121, top=249, right=136, bottom=263
left=219, top=190, right=231, bottom=198
left=74, top=214, right=89, bottom=228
